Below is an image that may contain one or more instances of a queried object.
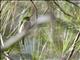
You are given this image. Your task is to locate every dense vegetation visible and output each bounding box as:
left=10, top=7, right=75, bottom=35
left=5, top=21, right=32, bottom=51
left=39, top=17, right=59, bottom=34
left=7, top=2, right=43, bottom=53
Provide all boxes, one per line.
left=0, top=1, right=80, bottom=60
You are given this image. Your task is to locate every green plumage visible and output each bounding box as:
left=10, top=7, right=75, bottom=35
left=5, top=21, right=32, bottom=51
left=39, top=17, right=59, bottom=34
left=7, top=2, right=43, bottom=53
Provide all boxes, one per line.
left=23, top=16, right=30, bottom=21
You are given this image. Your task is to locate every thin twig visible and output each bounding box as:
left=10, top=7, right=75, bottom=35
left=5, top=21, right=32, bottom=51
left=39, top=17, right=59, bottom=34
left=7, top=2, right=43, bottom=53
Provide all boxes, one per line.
left=43, top=6, right=49, bottom=15
left=30, top=0, right=37, bottom=12
left=30, top=0, right=38, bottom=28
left=54, top=1, right=73, bottom=18
left=66, top=31, right=80, bottom=60
left=66, top=1, right=80, bottom=8
left=39, top=41, right=48, bottom=60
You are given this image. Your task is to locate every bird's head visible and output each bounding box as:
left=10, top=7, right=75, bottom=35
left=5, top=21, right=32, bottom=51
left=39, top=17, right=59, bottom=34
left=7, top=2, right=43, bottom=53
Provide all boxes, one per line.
left=21, top=16, right=30, bottom=24
left=23, top=16, right=30, bottom=21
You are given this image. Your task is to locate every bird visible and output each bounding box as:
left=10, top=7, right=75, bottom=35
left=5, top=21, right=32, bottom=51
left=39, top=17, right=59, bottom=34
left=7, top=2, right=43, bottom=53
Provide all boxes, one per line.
left=19, top=16, right=31, bottom=33
left=19, top=16, right=31, bottom=45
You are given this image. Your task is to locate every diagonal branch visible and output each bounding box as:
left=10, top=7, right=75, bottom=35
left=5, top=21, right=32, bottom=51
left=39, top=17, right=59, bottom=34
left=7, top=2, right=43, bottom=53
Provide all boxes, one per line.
left=0, top=15, right=52, bottom=51
left=66, top=31, right=80, bottom=60
left=66, top=0, right=80, bottom=8
left=30, top=0, right=37, bottom=11
left=54, top=1, right=73, bottom=17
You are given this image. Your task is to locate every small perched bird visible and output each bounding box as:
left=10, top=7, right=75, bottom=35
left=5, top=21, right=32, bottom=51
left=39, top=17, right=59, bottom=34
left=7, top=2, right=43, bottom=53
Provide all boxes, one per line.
left=19, top=16, right=31, bottom=45
left=19, top=16, right=31, bottom=33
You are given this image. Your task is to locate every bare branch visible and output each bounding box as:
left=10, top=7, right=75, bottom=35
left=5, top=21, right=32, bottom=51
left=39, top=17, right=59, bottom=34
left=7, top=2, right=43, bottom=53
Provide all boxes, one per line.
left=66, top=1, right=80, bottom=8
left=30, top=0, right=37, bottom=11
left=66, top=31, right=80, bottom=60
left=54, top=1, right=73, bottom=17
left=1, top=15, right=53, bottom=51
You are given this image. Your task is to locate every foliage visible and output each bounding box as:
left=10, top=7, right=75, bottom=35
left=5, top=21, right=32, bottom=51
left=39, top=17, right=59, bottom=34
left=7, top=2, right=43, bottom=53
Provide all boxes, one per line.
left=0, top=1, right=80, bottom=60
